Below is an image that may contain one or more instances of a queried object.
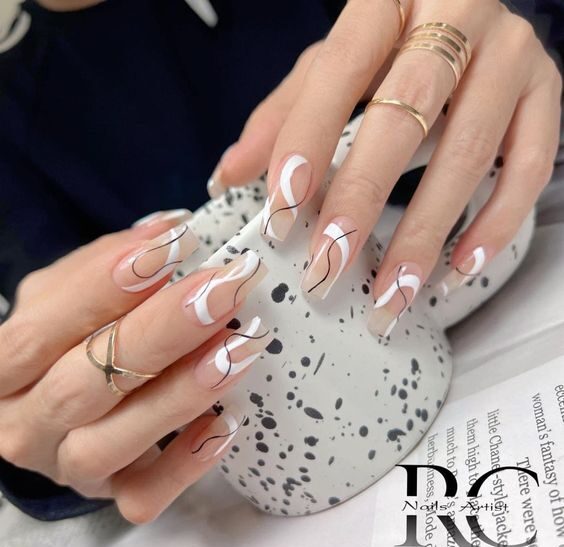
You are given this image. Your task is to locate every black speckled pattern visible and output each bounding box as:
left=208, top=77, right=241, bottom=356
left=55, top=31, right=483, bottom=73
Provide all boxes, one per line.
left=171, top=116, right=535, bottom=516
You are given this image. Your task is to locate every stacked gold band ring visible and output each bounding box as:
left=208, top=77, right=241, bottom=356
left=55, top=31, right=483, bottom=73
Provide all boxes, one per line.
left=365, top=98, right=429, bottom=138
left=398, top=22, right=471, bottom=91
left=86, top=318, right=160, bottom=396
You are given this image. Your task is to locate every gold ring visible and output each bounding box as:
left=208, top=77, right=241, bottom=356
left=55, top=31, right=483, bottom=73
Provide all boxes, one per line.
left=86, top=318, right=159, bottom=396
left=405, top=31, right=468, bottom=67
left=365, top=98, right=429, bottom=137
left=390, top=0, right=406, bottom=39
left=411, top=22, right=471, bottom=62
left=399, top=41, right=462, bottom=89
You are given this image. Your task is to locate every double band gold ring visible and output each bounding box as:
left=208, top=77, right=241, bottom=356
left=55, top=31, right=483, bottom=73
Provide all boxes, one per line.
left=86, top=318, right=160, bottom=396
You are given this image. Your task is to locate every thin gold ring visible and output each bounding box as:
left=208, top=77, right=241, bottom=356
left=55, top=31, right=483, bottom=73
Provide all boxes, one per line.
left=86, top=318, right=160, bottom=396
left=365, top=98, right=429, bottom=137
left=404, top=31, right=468, bottom=67
left=390, top=0, right=406, bottom=39
left=411, top=22, right=471, bottom=62
left=399, top=42, right=462, bottom=90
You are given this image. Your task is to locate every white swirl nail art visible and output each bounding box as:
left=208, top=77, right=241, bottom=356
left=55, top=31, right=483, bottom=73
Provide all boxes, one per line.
left=215, top=316, right=263, bottom=376
left=439, top=246, right=487, bottom=296
left=369, top=264, right=422, bottom=338
left=261, top=154, right=309, bottom=240
left=120, top=224, right=196, bottom=293
left=185, top=251, right=262, bottom=325
left=374, top=271, right=421, bottom=309
left=208, top=413, right=241, bottom=457
left=301, top=221, right=358, bottom=300
left=191, top=409, right=246, bottom=461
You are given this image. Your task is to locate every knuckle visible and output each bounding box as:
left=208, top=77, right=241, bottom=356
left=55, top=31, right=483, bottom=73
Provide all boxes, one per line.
left=36, top=364, right=85, bottom=429
left=314, top=37, right=375, bottom=81
left=389, top=69, right=436, bottom=111
left=448, top=125, right=497, bottom=178
left=400, top=221, right=447, bottom=262
left=0, top=431, right=31, bottom=466
left=57, top=429, right=111, bottom=484
left=337, top=166, right=388, bottom=208
left=15, top=271, right=42, bottom=301
left=516, top=148, right=555, bottom=186
left=296, top=42, right=322, bottom=67
left=0, top=313, right=43, bottom=370
left=509, top=15, right=536, bottom=48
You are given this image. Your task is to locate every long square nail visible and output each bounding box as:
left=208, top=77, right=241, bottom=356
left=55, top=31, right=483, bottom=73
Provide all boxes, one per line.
left=191, top=407, right=246, bottom=462
left=183, top=251, right=268, bottom=326
left=301, top=217, right=358, bottom=299
left=438, top=246, right=487, bottom=296
left=261, top=154, right=311, bottom=241
left=113, top=223, right=199, bottom=292
left=194, top=316, right=272, bottom=389
left=368, top=263, right=422, bottom=337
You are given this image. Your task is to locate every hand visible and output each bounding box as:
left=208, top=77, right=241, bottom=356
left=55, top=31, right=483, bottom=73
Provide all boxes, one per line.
left=209, top=0, right=562, bottom=336
left=0, top=210, right=270, bottom=523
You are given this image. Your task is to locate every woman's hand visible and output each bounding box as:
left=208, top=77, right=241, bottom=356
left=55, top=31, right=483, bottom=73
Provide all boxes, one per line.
left=209, top=0, right=562, bottom=336
left=0, top=211, right=270, bottom=523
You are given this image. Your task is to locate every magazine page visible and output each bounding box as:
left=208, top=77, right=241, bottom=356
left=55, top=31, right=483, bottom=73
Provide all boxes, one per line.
left=371, top=356, right=564, bottom=547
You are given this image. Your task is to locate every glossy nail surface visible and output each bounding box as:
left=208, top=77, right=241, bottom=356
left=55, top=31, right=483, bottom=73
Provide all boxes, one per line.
left=301, top=217, right=358, bottom=300
left=132, top=209, right=192, bottom=228
left=368, top=263, right=422, bottom=337
left=183, top=250, right=268, bottom=326
left=194, top=316, right=272, bottom=389
left=113, top=224, right=199, bottom=292
left=439, top=246, right=487, bottom=296
left=191, top=407, right=246, bottom=462
left=261, top=154, right=311, bottom=241
left=207, top=169, right=226, bottom=199
left=207, top=145, right=235, bottom=199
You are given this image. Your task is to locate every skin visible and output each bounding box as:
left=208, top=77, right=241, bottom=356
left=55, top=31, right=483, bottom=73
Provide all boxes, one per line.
left=212, top=0, right=562, bottom=334
left=0, top=216, right=270, bottom=523
left=2, top=0, right=561, bottom=523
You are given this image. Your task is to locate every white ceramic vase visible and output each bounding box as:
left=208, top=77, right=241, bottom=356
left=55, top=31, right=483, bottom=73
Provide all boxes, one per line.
left=173, top=113, right=533, bottom=516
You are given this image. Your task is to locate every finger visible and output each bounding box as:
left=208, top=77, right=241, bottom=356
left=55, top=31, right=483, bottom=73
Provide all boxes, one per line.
left=438, top=61, right=562, bottom=295
left=56, top=318, right=268, bottom=486
left=113, top=407, right=246, bottom=524
left=260, top=0, right=410, bottom=242
left=366, top=15, right=535, bottom=335
left=207, top=43, right=322, bottom=198
left=16, top=251, right=267, bottom=456
left=301, top=6, right=489, bottom=299
left=0, top=217, right=198, bottom=397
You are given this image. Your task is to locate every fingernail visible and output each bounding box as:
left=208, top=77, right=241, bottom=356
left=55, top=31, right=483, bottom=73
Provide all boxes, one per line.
left=261, top=154, right=311, bottom=241
left=368, top=263, right=422, bottom=338
left=301, top=217, right=359, bottom=300
left=113, top=223, right=199, bottom=292
left=438, top=246, right=487, bottom=297
left=194, top=316, right=272, bottom=389
left=207, top=169, right=226, bottom=199
left=183, top=250, right=268, bottom=326
left=207, top=145, right=236, bottom=199
left=191, top=406, right=246, bottom=462
left=132, top=209, right=192, bottom=228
